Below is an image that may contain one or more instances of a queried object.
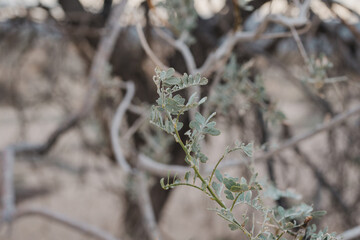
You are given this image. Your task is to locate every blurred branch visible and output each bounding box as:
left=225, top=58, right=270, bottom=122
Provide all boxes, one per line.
left=136, top=172, right=162, bottom=240
left=331, top=0, right=360, bottom=19
left=290, top=25, right=313, bottom=72
left=58, top=0, right=85, bottom=15
left=2, top=147, right=15, bottom=221
left=154, top=29, right=196, bottom=74
left=110, top=81, right=135, bottom=173
left=137, top=153, right=190, bottom=177
left=136, top=24, right=181, bottom=77
left=281, top=123, right=355, bottom=226
left=109, top=81, right=162, bottom=239
left=221, top=104, right=360, bottom=167
left=339, top=226, right=360, bottom=240
left=198, top=0, right=311, bottom=77
left=12, top=207, right=120, bottom=240
left=325, top=1, right=360, bottom=42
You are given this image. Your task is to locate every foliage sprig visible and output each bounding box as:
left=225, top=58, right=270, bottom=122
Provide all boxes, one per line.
left=150, top=67, right=338, bottom=240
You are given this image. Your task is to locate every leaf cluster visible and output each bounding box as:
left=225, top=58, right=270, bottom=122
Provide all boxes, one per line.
left=149, top=67, right=338, bottom=240
left=157, top=0, right=197, bottom=44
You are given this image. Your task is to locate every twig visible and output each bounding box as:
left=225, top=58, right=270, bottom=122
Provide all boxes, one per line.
left=136, top=172, right=162, bottom=240
left=198, top=0, right=311, bottom=77
left=289, top=25, right=313, bottom=72
left=256, top=105, right=360, bottom=161
left=326, top=1, right=360, bottom=42
left=221, top=104, right=360, bottom=167
left=1, top=143, right=45, bottom=222
left=332, top=0, right=360, bottom=19
left=339, top=226, right=360, bottom=240
left=109, top=82, right=162, bottom=239
left=110, top=81, right=135, bottom=173
left=202, top=66, right=225, bottom=118
left=123, top=113, right=148, bottom=140
left=12, top=207, right=120, bottom=240
left=137, top=153, right=190, bottom=177
left=2, top=148, right=15, bottom=222
left=136, top=23, right=181, bottom=77
left=281, top=123, right=355, bottom=226
left=154, top=29, right=196, bottom=74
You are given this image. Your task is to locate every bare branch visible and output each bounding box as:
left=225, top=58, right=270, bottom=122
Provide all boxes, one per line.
left=109, top=83, right=162, bottom=239
left=198, top=0, right=311, bottom=77
left=12, top=207, right=120, bottom=240
left=221, top=104, right=360, bottom=168
left=256, top=105, right=360, bottom=161
left=155, top=29, right=196, bottom=74
left=290, top=25, right=312, bottom=72
left=123, top=114, right=148, bottom=140
left=136, top=172, right=162, bottom=240
left=280, top=123, right=355, bottom=225
left=137, top=153, right=190, bottom=177
left=2, top=143, right=47, bottom=222
left=136, top=24, right=181, bottom=77
left=110, top=81, right=135, bottom=173
left=2, top=148, right=15, bottom=221
left=339, top=226, right=360, bottom=240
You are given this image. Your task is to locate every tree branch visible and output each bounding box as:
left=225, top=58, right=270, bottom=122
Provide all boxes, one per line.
left=198, top=0, right=311, bottom=77
left=136, top=172, right=162, bottom=240
left=108, top=81, right=162, bottom=239
left=154, top=29, right=196, bottom=74
left=12, top=207, right=120, bottom=240
left=219, top=104, right=360, bottom=168
left=110, top=81, right=135, bottom=173
left=137, top=153, right=190, bottom=177
left=339, top=226, right=360, bottom=240
left=136, top=24, right=181, bottom=77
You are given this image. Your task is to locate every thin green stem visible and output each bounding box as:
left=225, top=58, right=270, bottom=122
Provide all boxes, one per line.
left=216, top=214, right=250, bottom=238
left=173, top=121, right=226, bottom=209
left=209, top=153, right=226, bottom=185
left=168, top=182, right=211, bottom=196
left=230, top=192, right=243, bottom=211
left=209, top=147, right=240, bottom=185
left=233, top=219, right=252, bottom=238
left=172, top=118, right=252, bottom=238
left=276, top=231, right=285, bottom=240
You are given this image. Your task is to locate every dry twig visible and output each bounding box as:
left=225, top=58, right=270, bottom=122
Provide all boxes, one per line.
left=108, top=80, right=162, bottom=240
left=198, top=0, right=311, bottom=77
left=136, top=23, right=181, bottom=77
left=110, top=81, right=135, bottom=173
left=339, top=226, right=360, bottom=240
left=221, top=104, right=360, bottom=169
left=136, top=172, right=162, bottom=240
left=13, top=207, right=120, bottom=240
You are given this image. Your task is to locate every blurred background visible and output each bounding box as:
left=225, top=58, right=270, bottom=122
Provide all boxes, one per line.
left=0, top=0, right=360, bottom=239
